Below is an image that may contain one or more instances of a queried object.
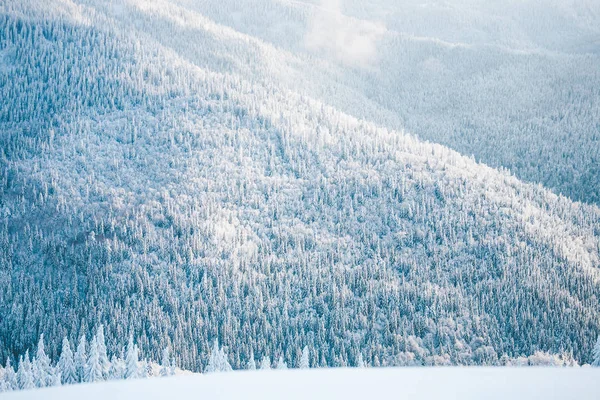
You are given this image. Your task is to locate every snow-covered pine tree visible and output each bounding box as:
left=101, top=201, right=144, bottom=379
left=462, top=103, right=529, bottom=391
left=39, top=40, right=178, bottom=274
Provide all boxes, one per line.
left=125, top=335, right=140, bottom=379
left=592, top=335, right=600, bottom=367
left=170, top=355, right=177, bottom=376
left=108, top=354, right=125, bottom=380
left=142, top=359, right=152, bottom=378
left=260, top=355, right=271, bottom=370
left=84, top=337, right=103, bottom=383
left=0, top=365, right=6, bottom=393
left=356, top=353, right=366, bottom=368
left=33, top=334, right=53, bottom=388
left=300, top=346, right=310, bottom=369
left=276, top=356, right=287, bottom=369
left=95, top=325, right=110, bottom=379
left=74, top=335, right=87, bottom=383
left=247, top=351, right=257, bottom=370
left=17, top=352, right=34, bottom=390
left=205, top=340, right=232, bottom=373
left=160, top=348, right=172, bottom=377
left=57, top=337, right=77, bottom=385
left=52, top=371, right=61, bottom=387
left=2, top=358, right=17, bottom=391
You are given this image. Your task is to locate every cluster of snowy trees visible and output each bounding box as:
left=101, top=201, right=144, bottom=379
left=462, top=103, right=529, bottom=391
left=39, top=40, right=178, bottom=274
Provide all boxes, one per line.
left=0, top=326, right=174, bottom=393
left=0, top=328, right=319, bottom=393
left=1, top=0, right=600, bottom=379
left=3, top=330, right=600, bottom=394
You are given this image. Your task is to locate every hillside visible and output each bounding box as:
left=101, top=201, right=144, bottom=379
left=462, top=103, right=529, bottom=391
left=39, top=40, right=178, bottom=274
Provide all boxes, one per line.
left=3, top=368, right=600, bottom=400
left=0, top=0, right=599, bottom=375
left=115, top=0, right=600, bottom=204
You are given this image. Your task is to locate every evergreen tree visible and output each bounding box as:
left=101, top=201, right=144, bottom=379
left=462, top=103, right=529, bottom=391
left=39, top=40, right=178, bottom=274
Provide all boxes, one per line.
left=170, top=355, right=177, bottom=376
left=17, top=352, right=34, bottom=390
left=142, top=359, right=152, bottom=378
left=3, top=358, right=17, bottom=391
left=276, top=356, right=287, bottom=370
left=33, top=334, right=53, bottom=388
left=160, top=348, right=172, bottom=377
left=84, top=337, right=103, bottom=383
left=260, top=355, right=271, bottom=370
left=205, top=340, right=232, bottom=373
left=592, top=335, right=600, bottom=367
left=300, top=346, right=310, bottom=369
left=57, top=337, right=77, bottom=385
left=108, top=354, right=125, bottom=380
left=356, top=353, right=366, bottom=368
left=125, top=335, right=140, bottom=379
left=0, top=364, right=6, bottom=393
left=74, top=335, right=87, bottom=383
left=247, top=352, right=257, bottom=370
left=95, top=325, right=110, bottom=379
left=51, top=371, right=62, bottom=387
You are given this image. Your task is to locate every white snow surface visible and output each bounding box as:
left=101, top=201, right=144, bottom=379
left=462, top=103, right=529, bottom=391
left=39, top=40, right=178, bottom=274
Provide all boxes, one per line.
left=3, top=368, right=600, bottom=400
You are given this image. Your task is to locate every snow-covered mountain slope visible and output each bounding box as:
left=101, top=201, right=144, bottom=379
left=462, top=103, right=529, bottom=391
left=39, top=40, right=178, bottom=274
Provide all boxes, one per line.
left=4, top=368, right=600, bottom=400
left=0, top=0, right=599, bottom=371
left=133, top=0, right=600, bottom=204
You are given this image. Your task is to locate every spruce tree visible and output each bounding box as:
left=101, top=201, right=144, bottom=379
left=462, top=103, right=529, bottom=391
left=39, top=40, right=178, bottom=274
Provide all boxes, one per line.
left=247, top=351, right=257, bottom=370
left=300, top=346, right=310, bottom=369
left=3, top=358, right=17, bottom=391
left=57, top=337, right=77, bottom=385
left=260, top=355, right=271, bottom=370
left=160, top=348, right=172, bottom=377
left=356, top=353, right=366, bottom=368
left=125, top=335, right=140, bottom=379
left=96, top=325, right=110, bottom=379
left=108, top=354, right=125, bottom=380
left=205, top=340, right=232, bottom=373
left=34, top=334, right=55, bottom=388
left=74, top=335, right=87, bottom=383
left=276, top=356, right=287, bottom=369
left=17, top=352, right=34, bottom=390
left=592, top=335, right=600, bottom=367
left=84, top=337, right=103, bottom=383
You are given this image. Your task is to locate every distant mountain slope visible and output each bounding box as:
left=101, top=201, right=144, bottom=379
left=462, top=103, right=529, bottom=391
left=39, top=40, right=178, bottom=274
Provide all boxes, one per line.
left=154, top=0, right=600, bottom=204
left=4, top=368, right=600, bottom=400
left=0, top=0, right=599, bottom=371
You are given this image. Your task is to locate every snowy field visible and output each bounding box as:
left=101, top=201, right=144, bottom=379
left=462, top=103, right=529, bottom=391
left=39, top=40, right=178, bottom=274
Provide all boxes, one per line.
left=3, top=368, right=600, bottom=400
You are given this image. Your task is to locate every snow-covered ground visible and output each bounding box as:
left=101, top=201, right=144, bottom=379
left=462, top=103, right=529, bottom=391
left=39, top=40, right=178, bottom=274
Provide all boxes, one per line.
left=3, top=368, right=600, bottom=400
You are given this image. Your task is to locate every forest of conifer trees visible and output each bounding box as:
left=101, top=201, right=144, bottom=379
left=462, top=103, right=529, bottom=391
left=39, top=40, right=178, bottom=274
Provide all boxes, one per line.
left=1, top=0, right=600, bottom=395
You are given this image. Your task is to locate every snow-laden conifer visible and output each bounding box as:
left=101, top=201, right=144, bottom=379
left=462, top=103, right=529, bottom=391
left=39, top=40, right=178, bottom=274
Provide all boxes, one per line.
left=125, top=335, right=140, bottom=379
left=84, top=337, right=103, bottom=383
left=247, top=352, right=257, bottom=370
left=57, top=337, right=77, bottom=385
left=300, top=347, right=310, bottom=369
left=260, top=355, right=271, bottom=370
left=205, top=340, right=232, bottom=373
left=75, top=335, right=87, bottom=383
left=592, top=335, right=600, bottom=367
left=276, top=356, right=287, bottom=369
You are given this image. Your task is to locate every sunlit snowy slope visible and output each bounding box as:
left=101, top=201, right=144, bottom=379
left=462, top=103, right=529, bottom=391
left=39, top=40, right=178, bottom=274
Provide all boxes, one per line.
left=4, top=368, right=600, bottom=400
left=0, top=0, right=599, bottom=372
left=151, top=0, right=600, bottom=204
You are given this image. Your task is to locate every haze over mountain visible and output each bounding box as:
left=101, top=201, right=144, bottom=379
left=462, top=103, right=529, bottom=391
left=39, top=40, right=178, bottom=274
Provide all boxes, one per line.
left=152, top=0, right=600, bottom=204
left=0, top=0, right=599, bottom=377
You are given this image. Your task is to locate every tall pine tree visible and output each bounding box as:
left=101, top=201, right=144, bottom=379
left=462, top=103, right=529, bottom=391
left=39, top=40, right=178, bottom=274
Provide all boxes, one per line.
left=592, top=335, right=600, bottom=367
left=84, top=337, right=103, bottom=383
left=74, top=335, right=87, bottom=383
left=125, top=335, right=140, bottom=379
left=58, top=337, right=77, bottom=384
